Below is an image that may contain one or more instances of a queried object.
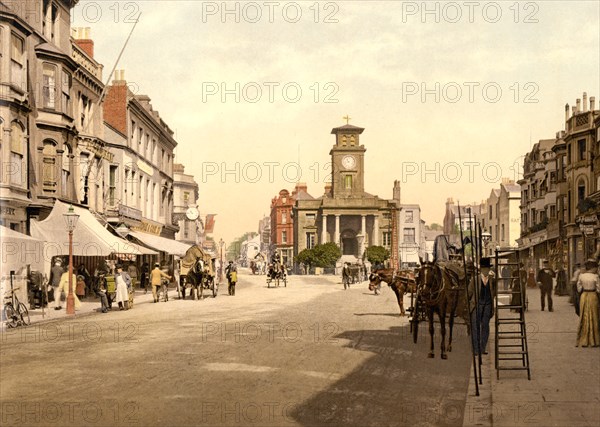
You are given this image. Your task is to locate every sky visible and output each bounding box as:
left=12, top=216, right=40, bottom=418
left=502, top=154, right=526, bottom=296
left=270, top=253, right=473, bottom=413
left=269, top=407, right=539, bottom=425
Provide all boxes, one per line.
left=72, top=0, right=600, bottom=245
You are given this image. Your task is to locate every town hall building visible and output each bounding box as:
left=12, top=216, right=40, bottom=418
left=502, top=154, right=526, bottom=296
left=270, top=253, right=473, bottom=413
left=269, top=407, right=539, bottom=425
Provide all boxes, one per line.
left=292, top=122, right=425, bottom=269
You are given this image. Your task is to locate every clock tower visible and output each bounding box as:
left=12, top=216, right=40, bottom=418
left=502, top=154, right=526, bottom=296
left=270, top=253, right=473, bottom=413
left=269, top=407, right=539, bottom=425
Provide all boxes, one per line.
left=329, top=122, right=366, bottom=198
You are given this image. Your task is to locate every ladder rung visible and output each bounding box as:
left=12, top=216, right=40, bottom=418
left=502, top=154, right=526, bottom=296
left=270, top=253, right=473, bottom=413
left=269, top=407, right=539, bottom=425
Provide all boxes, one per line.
left=497, top=319, right=524, bottom=324
left=498, top=350, right=528, bottom=355
left=498, top=336, right=526, bottom=339
left=498, top=344, right=525, bottom=347
left=497, top=290, right=521, bottom=295
left=497, top=366, right=529, bottom=370
left=497, top=305, right=524, bottom=309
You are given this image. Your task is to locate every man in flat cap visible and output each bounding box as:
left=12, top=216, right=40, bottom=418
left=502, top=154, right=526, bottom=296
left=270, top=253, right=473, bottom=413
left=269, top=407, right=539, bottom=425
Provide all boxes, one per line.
left=537, top=259, right=556, bottom=312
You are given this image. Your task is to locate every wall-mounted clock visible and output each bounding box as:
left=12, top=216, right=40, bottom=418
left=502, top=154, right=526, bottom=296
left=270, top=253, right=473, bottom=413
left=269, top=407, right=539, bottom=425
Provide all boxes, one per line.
left=186, top=207, right=199, bottom=220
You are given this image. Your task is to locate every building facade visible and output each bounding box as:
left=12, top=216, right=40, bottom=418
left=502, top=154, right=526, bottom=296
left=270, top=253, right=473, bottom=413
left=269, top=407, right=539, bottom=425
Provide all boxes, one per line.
left=0, top=0, right=88, bottom=232
left=173, top=163, right=199, bottom=245
left=270, top=186, right=305, bottom=267
left=103, top=70, right=178, bottom=239
left=293, top=123, right=422, bottom=270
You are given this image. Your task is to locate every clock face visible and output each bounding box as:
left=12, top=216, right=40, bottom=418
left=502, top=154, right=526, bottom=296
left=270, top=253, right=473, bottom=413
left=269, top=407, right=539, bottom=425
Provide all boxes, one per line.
left=186, top=207, right=199, bottom=220
left=342, top=155, right=356, bottom=170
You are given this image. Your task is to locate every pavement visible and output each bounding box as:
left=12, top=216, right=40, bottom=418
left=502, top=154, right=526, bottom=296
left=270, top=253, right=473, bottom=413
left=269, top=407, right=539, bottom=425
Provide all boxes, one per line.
left=463, top=287, right=600, bottom=427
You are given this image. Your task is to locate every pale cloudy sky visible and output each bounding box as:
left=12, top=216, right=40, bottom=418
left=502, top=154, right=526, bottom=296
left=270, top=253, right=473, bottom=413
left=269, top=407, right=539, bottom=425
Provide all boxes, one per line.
left=72, top=1, right=600, bottom=244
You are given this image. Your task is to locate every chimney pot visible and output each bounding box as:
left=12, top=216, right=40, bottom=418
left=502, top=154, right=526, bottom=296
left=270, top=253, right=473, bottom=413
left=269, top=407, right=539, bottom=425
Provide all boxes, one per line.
left=576, top=98, right=581, bottom=113
left=591, top=97, right=596, bottom=111
left=583, top=92, right=588, bottom=112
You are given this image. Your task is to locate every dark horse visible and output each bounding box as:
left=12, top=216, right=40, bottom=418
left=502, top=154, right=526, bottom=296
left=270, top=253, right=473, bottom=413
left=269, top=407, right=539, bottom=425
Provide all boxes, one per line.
left=416, top=261, right=460, bottom=359
left=368, top=269, right=416, bottom=316
left=184, top=258, right=205, bottom=300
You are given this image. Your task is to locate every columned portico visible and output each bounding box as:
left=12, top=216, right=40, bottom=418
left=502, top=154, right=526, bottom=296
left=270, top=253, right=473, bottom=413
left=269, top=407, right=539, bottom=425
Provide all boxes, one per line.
left=373, top=215, right=380, bottom=246
left=321, top=214, right=328, bottom=243
left=334, top=214, right=340, bottom=245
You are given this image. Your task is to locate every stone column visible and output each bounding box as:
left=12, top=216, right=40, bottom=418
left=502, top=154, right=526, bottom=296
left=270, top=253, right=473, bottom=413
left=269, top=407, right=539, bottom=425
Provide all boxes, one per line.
left=373, top=214, right=380, bottom=246
left=335, top=214, right=340, bottom=246
left=321, top=214, right=327, bottom=244
left=360, top=214, right=367, bottom=255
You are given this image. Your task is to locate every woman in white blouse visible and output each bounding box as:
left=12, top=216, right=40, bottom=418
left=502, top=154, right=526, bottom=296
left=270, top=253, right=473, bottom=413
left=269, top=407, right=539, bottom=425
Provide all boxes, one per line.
left=576, top=259, right=600, bottom=347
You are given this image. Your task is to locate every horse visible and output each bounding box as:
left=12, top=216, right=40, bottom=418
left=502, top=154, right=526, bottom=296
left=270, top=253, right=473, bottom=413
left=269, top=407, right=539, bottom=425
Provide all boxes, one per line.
left=368, top=269, right=416, bottom=315
left=184, top=258, right=205, bottom=300
left=416, top=261, right=460, bottom=359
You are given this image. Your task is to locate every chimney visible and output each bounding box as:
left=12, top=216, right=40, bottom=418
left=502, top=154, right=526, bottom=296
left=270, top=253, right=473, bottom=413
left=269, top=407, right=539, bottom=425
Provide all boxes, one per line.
left=591, top=97, right=596, bottom=111
left=324, top=183, right=332, bottom=195
left=113, top=69, right=126, bottom=85
left=583, top=92, right=588, bottom=112
left=73, top=27, right=94, bottom=58
left=576, top=98, right=581, bottom=114
left=565, top=103, right=569, bottom=122
left=295, top=182, right=308, bottom=194
left=393, top=180, right=401, bottom=202
left=572, top=106, right=577, bottom=116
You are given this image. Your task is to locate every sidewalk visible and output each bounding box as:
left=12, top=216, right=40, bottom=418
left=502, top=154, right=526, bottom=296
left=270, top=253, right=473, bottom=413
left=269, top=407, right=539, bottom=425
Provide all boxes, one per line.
left=1, top=288, right=158, bottom=330
left=464, top=287, right=600, bottom=426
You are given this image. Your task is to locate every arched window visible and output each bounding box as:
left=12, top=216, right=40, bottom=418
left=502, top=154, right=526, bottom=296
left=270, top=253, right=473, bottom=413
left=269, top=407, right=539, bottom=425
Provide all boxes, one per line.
left=62, top=144, right=71, bottom=197
left=42, top=139, right=57, bottom=192
left=577, top=179, right=586, bottom=205
left=10, top=122, right=25, bottom=186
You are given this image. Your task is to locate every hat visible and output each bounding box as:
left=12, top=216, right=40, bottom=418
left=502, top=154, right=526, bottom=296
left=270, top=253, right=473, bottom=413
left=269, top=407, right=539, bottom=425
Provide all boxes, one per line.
left=228, top=260, right=233, bottom=264
left=543, top=259, right=549, bottom=264
left=585, top=258, right=598, bottom=268
left=479, top=257, right=492, bottom=268
left=154, top=263, right=160, bottom=267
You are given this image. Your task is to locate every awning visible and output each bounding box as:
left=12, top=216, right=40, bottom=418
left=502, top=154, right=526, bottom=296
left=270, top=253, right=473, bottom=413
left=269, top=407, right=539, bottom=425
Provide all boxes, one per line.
left=128, top=231, right=192, bottom=257
left=30, top=201, right=157, bottom=257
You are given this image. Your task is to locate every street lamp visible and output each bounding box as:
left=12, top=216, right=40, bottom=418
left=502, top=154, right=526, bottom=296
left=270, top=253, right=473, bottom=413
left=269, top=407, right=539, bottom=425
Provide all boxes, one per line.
left=63, top=204, right=79, bottom=315
left=219, top=238, right=224, bottom=283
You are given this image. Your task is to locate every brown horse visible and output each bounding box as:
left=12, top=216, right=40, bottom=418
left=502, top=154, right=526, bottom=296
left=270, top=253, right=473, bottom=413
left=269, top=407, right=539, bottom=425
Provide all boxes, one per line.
left=417, top=261, right=460, bottom=359
left=368, top=269, right=416, bottom=316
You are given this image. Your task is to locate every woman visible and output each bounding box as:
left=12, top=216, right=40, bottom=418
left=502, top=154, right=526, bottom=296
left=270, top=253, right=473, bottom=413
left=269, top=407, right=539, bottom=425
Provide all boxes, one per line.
left=576, top=259, right=600, bottom=347
left=76, top=275, right=86, bottom=300
left=114, top=265, right=130, bottom=310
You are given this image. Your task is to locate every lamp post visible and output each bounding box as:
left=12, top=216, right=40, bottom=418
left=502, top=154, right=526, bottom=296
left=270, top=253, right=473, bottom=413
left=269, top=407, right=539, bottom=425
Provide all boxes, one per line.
left=219, top=238, right=224, bottom=283
left=481, top=231, right=492, bottom=257
left=63, top=204, right=80, bottom=315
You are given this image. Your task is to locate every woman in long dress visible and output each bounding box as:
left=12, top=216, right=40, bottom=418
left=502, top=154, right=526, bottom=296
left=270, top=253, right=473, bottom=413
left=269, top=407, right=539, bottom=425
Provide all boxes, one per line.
left=115, top=265, right=130, bottom=310
left=576, top=259, right=600, bottom=347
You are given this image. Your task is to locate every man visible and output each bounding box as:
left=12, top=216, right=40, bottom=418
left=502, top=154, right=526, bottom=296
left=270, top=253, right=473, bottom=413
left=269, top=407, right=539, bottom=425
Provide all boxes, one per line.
left=225, top=261, right=237, bottom=296
left=58, top=264, right=81, bottom=310
left=151, top=263, right=171, bottom=303
left=127, top=262, right=138, bottom=290
left=471, top=257, right=496, bottom=355
left=50, top=261, right=64, bottom=310
left=537, top=259, right=556, bottom=311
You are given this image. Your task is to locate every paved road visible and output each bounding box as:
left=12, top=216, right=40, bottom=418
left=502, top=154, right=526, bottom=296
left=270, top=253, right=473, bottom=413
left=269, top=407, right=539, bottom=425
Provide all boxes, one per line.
left=1, top=270, right=473, bottom=426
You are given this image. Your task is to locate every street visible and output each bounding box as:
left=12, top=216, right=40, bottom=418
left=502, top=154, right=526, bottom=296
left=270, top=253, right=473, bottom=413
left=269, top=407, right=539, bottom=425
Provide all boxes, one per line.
left=1, top=270, right=473, bottom=427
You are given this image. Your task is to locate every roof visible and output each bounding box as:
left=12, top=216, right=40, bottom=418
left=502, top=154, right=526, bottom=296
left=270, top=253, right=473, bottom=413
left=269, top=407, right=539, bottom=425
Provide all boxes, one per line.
left=331, top=124, right=365, bottom=134
left=30, top=201, right=154, bottom=256
left=129, top=231, right=193, bottom=257
left=295, top=189, right=315, bottom=201
left=503, top=183, right=521, bottom=193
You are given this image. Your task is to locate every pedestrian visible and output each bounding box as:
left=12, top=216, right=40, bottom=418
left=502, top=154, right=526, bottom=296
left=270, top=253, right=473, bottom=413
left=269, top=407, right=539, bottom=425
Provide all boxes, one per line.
left=140, top=262, right=150, bottom=294
left=76, top=275, right=86, bottom=299
left=127, top=261, right=138, bottom=289
left=510, top=262, right=528, bottom=311
left=471, top=257, right=496, bottom=355
left=537, top=259, right=556, bottom=311
left=76, top=263, right=91, bottom=297
left=58, top=265, right=81, bottom=310
left=501, top=262, right=511, bottom=290
left=50, top=261, right=64, bottom=310
left=225, top=261, right=237, bottom=296
left=151, top=263, right=170, bottom=303
left=556, top=265, right=568, bottom=296
left=576, top=259, right=600, bottom=347
left=570, top=263, right=582, bottom=314
left=114, top=265, right=131, bottom=310
left=527, top=267, right=537, bottom=288
left=94, top=273, right=110, bottom=313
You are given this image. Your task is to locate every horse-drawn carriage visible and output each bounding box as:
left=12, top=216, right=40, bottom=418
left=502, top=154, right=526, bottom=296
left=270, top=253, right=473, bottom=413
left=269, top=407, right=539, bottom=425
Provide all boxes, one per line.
left=180, top=245, right=218, bottom=299
left=266, top=261, right=287, bottom=288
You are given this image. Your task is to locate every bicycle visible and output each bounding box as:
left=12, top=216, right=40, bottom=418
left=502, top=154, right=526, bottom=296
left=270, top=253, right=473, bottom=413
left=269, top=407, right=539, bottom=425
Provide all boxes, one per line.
left=4, top=286, right=30, bottom=328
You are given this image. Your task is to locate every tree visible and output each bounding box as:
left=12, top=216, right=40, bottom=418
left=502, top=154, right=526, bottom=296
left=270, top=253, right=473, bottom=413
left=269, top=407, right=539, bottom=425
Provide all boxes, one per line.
left=311, top=242, right=342, bottom=268
left=429, top=223, right=443, bottom=231
left=296, top=248, right=317, bottom=269
left=365, top=245, right=390, bottom=265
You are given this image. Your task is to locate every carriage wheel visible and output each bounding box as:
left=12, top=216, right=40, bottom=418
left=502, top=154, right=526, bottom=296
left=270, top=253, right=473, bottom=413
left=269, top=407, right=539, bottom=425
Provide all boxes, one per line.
left=412, top=295, right=420, bottom=344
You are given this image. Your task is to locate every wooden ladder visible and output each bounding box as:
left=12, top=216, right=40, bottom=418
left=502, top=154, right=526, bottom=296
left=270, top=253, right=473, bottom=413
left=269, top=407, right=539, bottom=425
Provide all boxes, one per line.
left=493, top=248, right=531, bottom=380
